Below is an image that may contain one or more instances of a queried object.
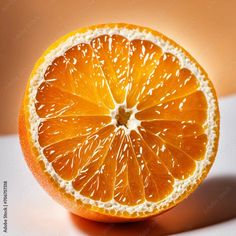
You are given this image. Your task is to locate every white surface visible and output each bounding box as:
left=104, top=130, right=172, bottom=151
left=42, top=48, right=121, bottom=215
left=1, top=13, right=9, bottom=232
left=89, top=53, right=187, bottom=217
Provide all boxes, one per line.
left=0, top=95, right=236, bottom=236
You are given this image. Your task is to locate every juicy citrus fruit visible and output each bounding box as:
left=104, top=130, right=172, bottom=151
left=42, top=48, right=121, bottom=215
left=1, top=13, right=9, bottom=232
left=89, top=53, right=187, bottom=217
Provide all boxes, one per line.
left=18, top=23, right=219, bottom=222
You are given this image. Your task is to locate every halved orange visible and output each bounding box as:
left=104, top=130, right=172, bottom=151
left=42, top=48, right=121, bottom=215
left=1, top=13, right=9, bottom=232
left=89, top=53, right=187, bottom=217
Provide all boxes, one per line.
left=18, top=23, right=219, bottom=222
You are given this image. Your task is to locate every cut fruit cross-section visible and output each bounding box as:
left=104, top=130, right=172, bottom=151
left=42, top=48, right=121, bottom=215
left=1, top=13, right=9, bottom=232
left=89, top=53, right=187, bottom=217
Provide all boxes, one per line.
left=18, top=23, right=219, bottom=222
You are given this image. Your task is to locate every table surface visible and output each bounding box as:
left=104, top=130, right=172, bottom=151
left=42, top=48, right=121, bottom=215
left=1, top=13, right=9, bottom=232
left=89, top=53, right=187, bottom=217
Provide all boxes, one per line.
left=0, top=95, right=236, bottom=236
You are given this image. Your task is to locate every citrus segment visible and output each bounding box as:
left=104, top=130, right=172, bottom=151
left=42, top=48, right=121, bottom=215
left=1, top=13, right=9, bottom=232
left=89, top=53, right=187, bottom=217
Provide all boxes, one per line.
left=43, top=125, right=115, bottom=181
left=130, top=131, right=174, bottom=202
left=72, top=125, right=115, bottom=190
left=129, top=52, right=181, bottom=109
left=138, top=127, right=196, bottom=180
left=43, top=137, right=83, bottom=180
left=136, top=91, right=207, bottom=124
left=137, top=67, right=199, bottom=110
left=79, top=128, right=125, bottom=202
left=114, top=134, right=145, bottom=205
left=91, top=35, right=130, bottom=104
left=35, top=82, right=110, bottom=118
left=141, top=120, right=207, bottom=160
left=126, top=40, right=162, bottom=108
left=19, top=23, right=219, bottom=222
left=44, top=43, right=115, bottom=110
left=38, top=116, right=111, bottom=147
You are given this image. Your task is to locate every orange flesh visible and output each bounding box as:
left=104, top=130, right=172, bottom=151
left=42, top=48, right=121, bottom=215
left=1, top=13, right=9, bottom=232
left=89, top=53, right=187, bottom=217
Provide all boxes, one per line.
left=35, top=35, right=208, bottom=205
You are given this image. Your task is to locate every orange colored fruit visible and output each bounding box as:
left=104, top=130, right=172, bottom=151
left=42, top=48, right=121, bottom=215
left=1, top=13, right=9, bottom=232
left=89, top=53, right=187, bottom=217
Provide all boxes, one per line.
left=18, top=23, right=219, bottom=222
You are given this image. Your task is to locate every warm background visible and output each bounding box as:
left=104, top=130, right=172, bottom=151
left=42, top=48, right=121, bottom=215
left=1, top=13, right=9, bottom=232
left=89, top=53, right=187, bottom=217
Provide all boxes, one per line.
left=0, top=0, right=235, bottom=134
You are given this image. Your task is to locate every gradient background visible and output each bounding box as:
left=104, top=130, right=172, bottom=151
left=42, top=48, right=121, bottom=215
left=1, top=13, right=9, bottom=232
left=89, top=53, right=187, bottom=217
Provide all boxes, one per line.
left=0, top=0, right=236, bottom=134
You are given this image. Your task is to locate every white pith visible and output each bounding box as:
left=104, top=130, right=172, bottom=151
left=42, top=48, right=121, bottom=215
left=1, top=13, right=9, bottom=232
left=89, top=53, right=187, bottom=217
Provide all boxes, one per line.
left=27, top=26, right=218, bottom=216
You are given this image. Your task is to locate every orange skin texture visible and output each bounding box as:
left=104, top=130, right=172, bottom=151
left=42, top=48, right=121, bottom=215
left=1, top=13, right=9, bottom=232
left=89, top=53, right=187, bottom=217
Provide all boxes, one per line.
left=18, top=23, right=220, bottom=222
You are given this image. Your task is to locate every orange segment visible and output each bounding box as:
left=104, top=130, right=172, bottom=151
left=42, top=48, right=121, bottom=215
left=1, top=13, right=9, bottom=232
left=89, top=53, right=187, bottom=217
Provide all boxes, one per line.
left=35, top=82, right=109, bottom=118
left=141, top=120, right=207, bottom=160
left=44, top=55, right=75, bottom=93
left=139, top=127, right=196, bottom=180
left=126, top=40, right=162, bottom=108
left=19, top=23, right=219, bottom=222
left=43, top=125, right=115, bottom=181
left=133, top=53, right=181, bottom=109
left=141, top=120, right=205, bottom=137
left=136, top=91, right=208, bottom=124
left=43, top=137, right=83, bottom=180
left=79, top=128, right=125, bottom=202
left=38, top=116, right=111, bottom=147
left=114, top=134, right=145, bottom=205
left=91, top=35, right=130, bottom=104
left=45, top=43, right=115, bottom=110
left=137, top=68, right=200, bottom=110
left=72, top=125, right=115, bottom=191
left=130, top=131, right=174, bottom=202
left=161, top=134, right=208, bottom=161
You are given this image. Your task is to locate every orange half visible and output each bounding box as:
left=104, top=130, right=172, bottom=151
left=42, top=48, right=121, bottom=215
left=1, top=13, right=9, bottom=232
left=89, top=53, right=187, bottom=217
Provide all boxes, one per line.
left=18, top=23, right=219, bottom=222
